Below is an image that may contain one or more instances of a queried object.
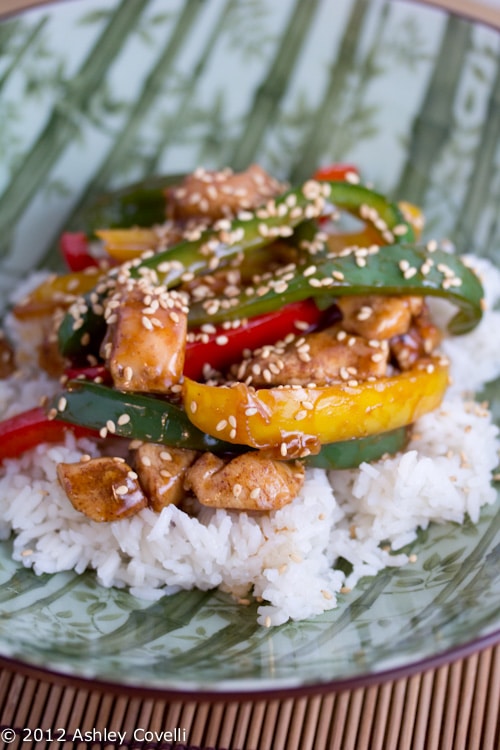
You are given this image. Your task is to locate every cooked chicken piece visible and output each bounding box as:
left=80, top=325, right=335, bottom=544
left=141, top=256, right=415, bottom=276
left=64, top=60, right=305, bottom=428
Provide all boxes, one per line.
left=133, top=443, right=199, bottom=512
left=184, top=451, right=305, bottom=511
left=337, top=295, right=423, bottom=340
left=101, top=279, right=187, bottom=393
left=37, top=322, right=66, bottom=377
left=57, top=456, right=147, bottom=522
left=232, top=325, right=389, bottom=387
left=166, top=164, right=284, bottom=222
left=390, top=303, right=442, bottom=370
left=0, top=330, right=15, bottom=378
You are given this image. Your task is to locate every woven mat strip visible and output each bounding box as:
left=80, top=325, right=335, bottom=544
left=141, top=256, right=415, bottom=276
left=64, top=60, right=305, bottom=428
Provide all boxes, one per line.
left=0, top=645, right=499, bottom=749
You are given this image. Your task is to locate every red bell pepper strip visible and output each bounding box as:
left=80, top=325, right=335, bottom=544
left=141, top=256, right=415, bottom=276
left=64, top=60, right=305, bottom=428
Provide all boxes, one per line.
left=313, top=164, right=359, bottom=182
left=64, top=364, right=111, bottom=383
left=184, top=298, right=324, bottom=381
left=60, top=232, right=100, bottom=272
left=61, top=301, right=324, bottom=382
left=0, top=407, right=99, bottom=462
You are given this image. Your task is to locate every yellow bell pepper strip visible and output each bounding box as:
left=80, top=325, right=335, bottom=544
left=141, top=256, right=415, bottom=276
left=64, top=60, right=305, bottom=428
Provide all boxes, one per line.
left=57, top=179, right=414, bottom=359
left=188, top=243, right=484, bottom=336
left=182, top=356, right=450, bottom=455
left=95, top=227, right=160, bottom=262
left=398, top=201, right=424, bottom=240
left=12, top=266, right=105, bottom=320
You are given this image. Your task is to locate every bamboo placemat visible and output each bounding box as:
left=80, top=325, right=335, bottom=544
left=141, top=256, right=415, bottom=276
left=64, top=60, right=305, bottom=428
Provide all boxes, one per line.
left=0, top=644, right=499, bottom=749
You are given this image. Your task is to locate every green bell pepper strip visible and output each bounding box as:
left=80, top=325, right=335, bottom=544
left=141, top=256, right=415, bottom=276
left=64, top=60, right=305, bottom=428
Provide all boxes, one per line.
left=189, top=243, right=484, bottom=335
left=46, top=380, right=409, bottom=468
left=48, top=380, right=238, bottom=453
left=69, top=174, right=184, bottom=235
left=57, top=180, right=414, bottom=358
left=305, top=427, right=409, bottom=469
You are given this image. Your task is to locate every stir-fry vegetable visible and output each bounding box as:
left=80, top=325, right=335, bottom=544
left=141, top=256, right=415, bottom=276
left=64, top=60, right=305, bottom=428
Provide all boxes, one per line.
left=0, top=407, right=97, bottom=461
left=187, top=242, right=484, bottom=334
left=182, top=357, right=449, bottom=454
left=48, top=379, right=239, bottom=454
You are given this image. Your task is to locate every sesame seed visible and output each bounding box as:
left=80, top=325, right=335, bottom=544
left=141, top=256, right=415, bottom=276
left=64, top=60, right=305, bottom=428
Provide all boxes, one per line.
left=393, top=223, right=409, bottom=236
left=399, top=259, right=410, bottom=272
left=403, top=267, right=418, bottom=279
left=115, top=484, right=129, bottom=496
left=129, top=439, right=143, bottom=450
left=303, top=265, right=316, bottom=277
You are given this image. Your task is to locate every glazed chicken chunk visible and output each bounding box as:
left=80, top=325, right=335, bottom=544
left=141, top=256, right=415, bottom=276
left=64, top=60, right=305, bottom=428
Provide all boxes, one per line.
left=166, top=164, right=284, bottom=222
left=336, top=295, right=424, bottom=340
left=232, top=325, right=389, bottom=387
left=184, top=451, right=305, bottom=511
left=0, top=330, right=15, bottom=378
left=57, top=456, right=147, bottom=522
left=133, top=443, right=198, bottom=512
left=101, top=278, right=188, bottom=393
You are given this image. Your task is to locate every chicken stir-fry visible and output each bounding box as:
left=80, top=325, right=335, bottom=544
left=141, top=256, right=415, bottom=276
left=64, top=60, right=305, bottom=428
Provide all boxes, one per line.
left=5, top=163, right=479, bottom=522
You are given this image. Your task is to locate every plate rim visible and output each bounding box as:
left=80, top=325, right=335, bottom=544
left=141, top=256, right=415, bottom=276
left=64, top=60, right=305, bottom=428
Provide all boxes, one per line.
left=1, top=0, right=500, bottom=30
left=1, top=626, right=499, bottom=700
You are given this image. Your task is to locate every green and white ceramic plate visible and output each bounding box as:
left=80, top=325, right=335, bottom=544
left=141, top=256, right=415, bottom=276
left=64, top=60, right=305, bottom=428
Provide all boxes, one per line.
left=1, top=0, right=500, bottom=697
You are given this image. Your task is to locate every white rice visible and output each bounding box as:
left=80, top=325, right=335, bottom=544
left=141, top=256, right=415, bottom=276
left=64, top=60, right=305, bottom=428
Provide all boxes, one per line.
left=0, top=256, right=499, bottom=626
